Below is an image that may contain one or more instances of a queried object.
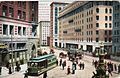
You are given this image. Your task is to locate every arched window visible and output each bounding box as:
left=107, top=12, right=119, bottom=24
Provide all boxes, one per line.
left=105, top=8, right=108, bottom=13
left=55, top=7, right=57, bottom=11
left=96, top=8, right=99, bottom=13
left=109, top=8, right=112, bottom=13
left=59, top=7, right=61, bottom=11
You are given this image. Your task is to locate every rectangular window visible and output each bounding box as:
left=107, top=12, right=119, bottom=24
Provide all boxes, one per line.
left=9, top=7, right=14, bottom=17
left=105, top=16, right=108, bottom=21
left=105, top=30, right=107, bottom=35
left=18, top=26, right=21, bottom=35
left=23, top=2, right=26, bottom=9
left=109, top=38, right=111, bottom=42
left=23, top=27, right=26, bottom=35
left=23, top=12, right=26, bottom=20
left=18, top=1, right=21, bottom=7
left=105, top=23, right=107, bottom=28
left=10, top=25, right=14, bottom=35
left=109, top=23, right=112, bottom=28
left=96, top=23, right=99, bottom=27
left=2, top=5, right=7, bottom=16
left=96, top=30, right=99, bottom=35
left=96, top=38, right=99, bottom=42
left=18, top=10, right=21, bottom=19
left=109, top=16, right=112, bottom=21
left=3, top=24, right=8, bottom=35
left=109, top=30, right=112, bottom=35
left=105, top=38, right=107, bottom=42
left=96, top=16, right=99, bottom=20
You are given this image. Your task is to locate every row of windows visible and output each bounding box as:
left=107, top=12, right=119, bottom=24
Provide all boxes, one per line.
left=87, top=37, right=92, bottom=42
left=114, top=13, right=120, bottom=19
left=113, top=37, right=119, bottom=43
left=2, top=5, right=26, bottom=20
left=2, top=24, right=30, bottom=36
left=96, top=23, right=112, bottom=28
left=114, top=30, right=120, bottom=35
left=96, top=16, right=112, bottom=21
left=104, top=38, right=112, bottom=42
left=96, top=30, right=112, bottom=35
left=62, top=37, right=111, bottom=42
left=86, top=31, right=93, bottom=35
left=87, top=37, right=111, bottom=42
left=86, top=10, right=93, bottom=16
left=114, top=22, right=120, bottom=28
left=96, top=8, right=112, bottom=13
left=114, top=4, right=120, bottom=11
left=87, top=17, right=93, bottom=22
left=60, top=1, right=113, bottom=19
left=87, top=24, right=93, bottom=29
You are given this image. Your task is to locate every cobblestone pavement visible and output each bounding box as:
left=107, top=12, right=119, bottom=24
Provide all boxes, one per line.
left=0, top=47, right=120, bottom=78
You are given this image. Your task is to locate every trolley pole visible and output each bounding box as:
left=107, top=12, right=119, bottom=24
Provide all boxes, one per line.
left=11, top=32, right=14, bottom=73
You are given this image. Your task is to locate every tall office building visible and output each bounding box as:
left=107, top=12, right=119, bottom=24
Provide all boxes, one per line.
left=38, top=1, right=51, bottom=21
left=50, top=2, right=68, bottom=48
left=59, top=1, right=113, bottom=53
left=39, top=21, right=50, bottom=46
left=0, top=1, right=38, bottom=66
left=112, top=1, right=120, bottom=56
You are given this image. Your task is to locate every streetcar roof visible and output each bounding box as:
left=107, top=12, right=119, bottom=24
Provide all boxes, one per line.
left=29, top=54, right=54, bottom=60
left=28, top=58, right=46, bottom=63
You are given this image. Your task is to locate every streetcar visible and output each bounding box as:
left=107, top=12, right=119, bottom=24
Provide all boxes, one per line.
left=27, top=54, right=57, bottom=76
left=92, top=47, right=110, bottom=59
left=67, top=48, right=84, bottom=61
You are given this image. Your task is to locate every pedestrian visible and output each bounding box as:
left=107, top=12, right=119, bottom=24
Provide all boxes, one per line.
left=56, top=59, right=58, bottom=66
left=24, top=71, right=28, bottom=78
left=79, top=62, right=82, bottom=70
left=62, top=61, right=66, bottom=70
left=108, top=68, right=112, bottom=76
left=0, top=66, right=1, bottom=75
left=82, top=62, right=85, bottom=70
left=94, top=60, right=98, bottom=68
left=67, top=66, right=71, bottom=75
left=59, top=59, right=62, bottom=66
left=118, top=64, right=120, bottom=74
left=114, top=64, right=117, bottom=71
left=72, top=62, right=76, bottom=74
left=43, top=72, right=47, bottom=78
left=8, top=64, right=12, bottom=74
left=92, top=59, right=94, bottom=65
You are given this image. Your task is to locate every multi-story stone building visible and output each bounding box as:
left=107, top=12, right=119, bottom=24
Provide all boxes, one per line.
left=112, top=1, right=120, bottom=56
left=59, top=1, right=113, bottom=53
left=39, top=21, right=50, bottom=46
left=38, top=1, right=51, bottom=21
left=50, top=2, right=68, bottom=48
left=0, top=1, right=38, bottom=66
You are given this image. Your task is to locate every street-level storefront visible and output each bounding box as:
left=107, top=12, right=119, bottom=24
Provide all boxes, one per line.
left=0, top=43, right=9, bottom=66
left=66, top=43, right=78, bottom=49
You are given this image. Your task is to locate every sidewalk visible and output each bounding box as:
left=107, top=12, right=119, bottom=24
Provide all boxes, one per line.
left=0, top=63, right=27, bottom=78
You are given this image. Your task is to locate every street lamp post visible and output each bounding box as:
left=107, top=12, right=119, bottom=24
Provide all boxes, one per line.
left=11, top=32, right=14, bottom=73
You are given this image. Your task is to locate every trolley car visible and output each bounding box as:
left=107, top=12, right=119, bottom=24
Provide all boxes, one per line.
left=27, top=54, right=57, bottom=76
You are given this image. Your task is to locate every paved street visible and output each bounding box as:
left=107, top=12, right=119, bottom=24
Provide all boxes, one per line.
left=0, top=47, right=120, bottom=78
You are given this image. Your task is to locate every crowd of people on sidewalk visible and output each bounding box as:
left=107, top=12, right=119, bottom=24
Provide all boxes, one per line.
left=92, top=59, right=120, bottom=76
left=59, top=55, right=85, bottom=75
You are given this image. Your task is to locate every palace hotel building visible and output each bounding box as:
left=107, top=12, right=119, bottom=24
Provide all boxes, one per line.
left=0, top=1, right=38, bottom=66
left=59, top=1, right=113, bottom=53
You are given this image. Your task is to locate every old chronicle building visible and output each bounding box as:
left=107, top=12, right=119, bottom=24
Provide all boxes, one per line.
left=50, top=2, right=68, bottom=48
left=0, top=1, right=38, bottom=66
left=59, top=1, right=114, bottom=53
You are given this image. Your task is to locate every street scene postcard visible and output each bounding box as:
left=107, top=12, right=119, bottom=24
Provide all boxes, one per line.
left=0, top=0, right=120, bottom=78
